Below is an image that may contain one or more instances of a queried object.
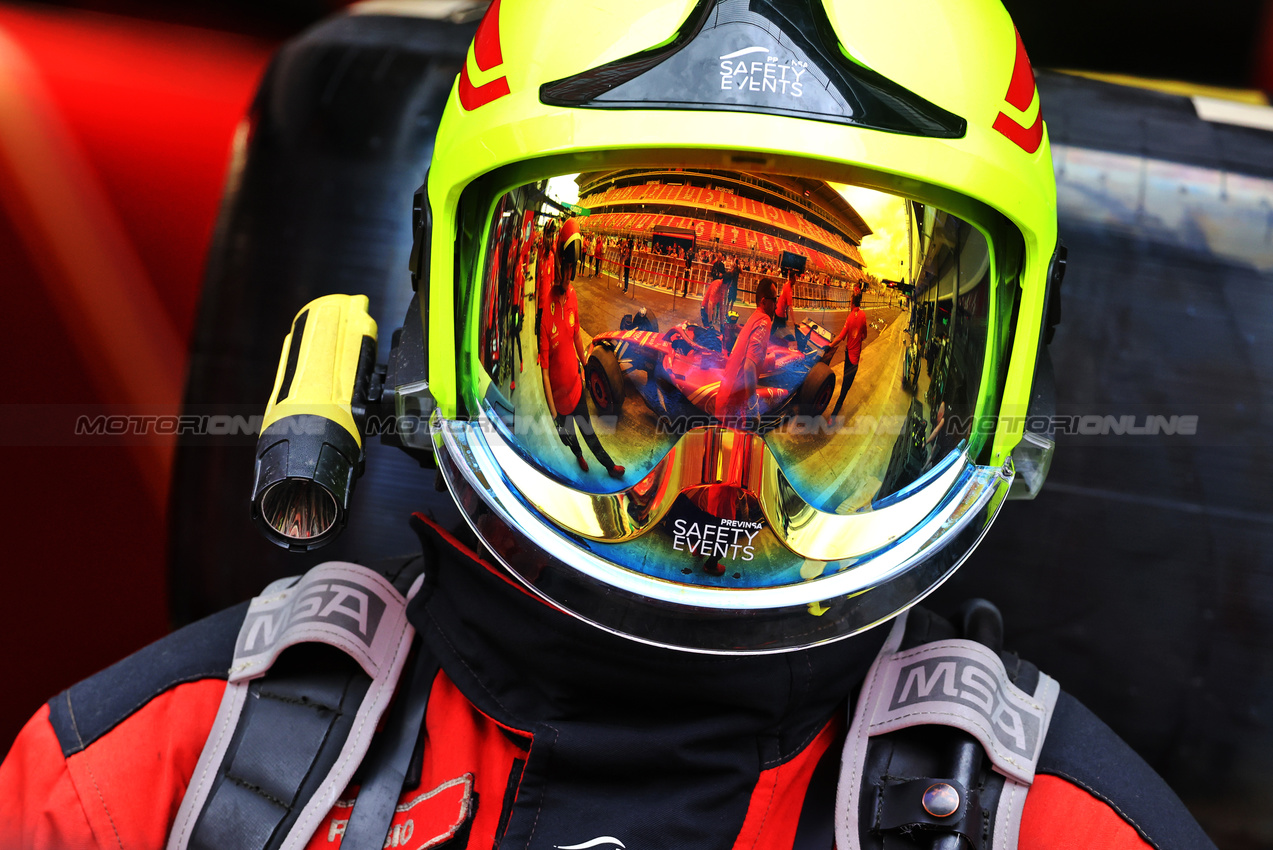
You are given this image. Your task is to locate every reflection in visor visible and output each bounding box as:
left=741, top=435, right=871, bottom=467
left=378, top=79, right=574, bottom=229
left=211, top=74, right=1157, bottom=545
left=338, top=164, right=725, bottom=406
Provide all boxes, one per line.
left=469, top=166, right=993, bottom=585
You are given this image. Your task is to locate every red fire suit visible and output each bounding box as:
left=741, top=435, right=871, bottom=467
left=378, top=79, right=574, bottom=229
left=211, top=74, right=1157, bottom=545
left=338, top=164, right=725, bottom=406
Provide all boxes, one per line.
left=0, top=517, right=1217, bottom=850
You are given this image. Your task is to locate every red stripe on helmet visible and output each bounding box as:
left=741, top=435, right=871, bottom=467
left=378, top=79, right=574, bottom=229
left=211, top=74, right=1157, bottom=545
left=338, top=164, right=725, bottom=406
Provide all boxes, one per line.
left=993, top=27, right=1042, bottom=152
left=993, top=109, right=1044, bottom=154
left=459, top=0, right=510, bottom=111
left=1004, top=28, right=1036, bottom=112
left=458, top=64, right=510, bottom=111
left=473, top=0, right=504, bottom=72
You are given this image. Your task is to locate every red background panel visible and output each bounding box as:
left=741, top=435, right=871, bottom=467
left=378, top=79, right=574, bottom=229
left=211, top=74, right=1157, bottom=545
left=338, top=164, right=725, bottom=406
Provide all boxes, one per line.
left=0, top=3, right=273, bottom=756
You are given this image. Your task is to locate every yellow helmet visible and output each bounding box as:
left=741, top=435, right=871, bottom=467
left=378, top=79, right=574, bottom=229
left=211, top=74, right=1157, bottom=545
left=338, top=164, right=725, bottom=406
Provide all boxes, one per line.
left=416, top=0, right=1063, bottom=652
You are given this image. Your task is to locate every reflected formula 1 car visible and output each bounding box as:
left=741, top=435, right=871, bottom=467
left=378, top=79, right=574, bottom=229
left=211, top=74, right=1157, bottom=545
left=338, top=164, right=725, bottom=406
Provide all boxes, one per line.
left=586, top=310, right=837, bottom=426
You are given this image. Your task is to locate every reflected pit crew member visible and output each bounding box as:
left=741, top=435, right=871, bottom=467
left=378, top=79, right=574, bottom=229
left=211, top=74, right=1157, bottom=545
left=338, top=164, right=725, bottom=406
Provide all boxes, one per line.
left=830, top=289, right=868, bottom=417
left=721, top=309, right=742, bottom=353
left=715, top=277, right=778, bottom=425
left=701, top=269, right=726, bottom=329
left=699, top=278, right=778, bottom=556
left=533, top=217, right=558, bottom=339
left=540, top=219, right=624, bottom=479
left=681, top=244, right=694, bottom=296
left=773, top=268, right=795, bottom=331
left=726, top=256, right=741, bottom=309
left=621, top=238, right=632, bottom=292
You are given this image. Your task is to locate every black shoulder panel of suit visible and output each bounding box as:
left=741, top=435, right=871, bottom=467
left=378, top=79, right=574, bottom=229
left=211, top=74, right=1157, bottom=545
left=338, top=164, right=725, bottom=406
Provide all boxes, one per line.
left=48, top=600, right=251, bottom=758
left=1038, top=692, right=1218, bottom=850
left=46, top=555, right=424, bottom=760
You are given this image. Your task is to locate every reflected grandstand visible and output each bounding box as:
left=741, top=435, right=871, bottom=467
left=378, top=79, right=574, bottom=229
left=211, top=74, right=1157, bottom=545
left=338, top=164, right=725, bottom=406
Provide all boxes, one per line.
left=574, top=168, right=873, bottom=310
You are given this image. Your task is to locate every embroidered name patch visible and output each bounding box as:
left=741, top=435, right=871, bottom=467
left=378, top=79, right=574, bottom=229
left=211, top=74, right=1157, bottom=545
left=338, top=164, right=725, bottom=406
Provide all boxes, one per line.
left=311, top=775, right=475, bottom=850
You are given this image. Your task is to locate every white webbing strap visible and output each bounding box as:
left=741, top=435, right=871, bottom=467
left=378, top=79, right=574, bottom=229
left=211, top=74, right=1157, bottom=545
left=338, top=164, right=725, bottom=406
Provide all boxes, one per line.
left=167, top=562, right=423, bottom=850
left=834, top=611, right=1060, bottom=850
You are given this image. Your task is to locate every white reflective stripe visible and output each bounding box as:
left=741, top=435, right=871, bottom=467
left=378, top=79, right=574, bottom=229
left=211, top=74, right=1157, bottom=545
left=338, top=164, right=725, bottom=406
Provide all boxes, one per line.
left=1192, top=96, right=1273, bottom=132
left=165, top=680, right=250, bottom=850
left=166, top=562, right=417, bottom=850
left=230, top=562, right=411, bottom=682
left=834, top=612, right=909, bottom=850
left=994, top=777, right=1030, bottom=850
left=833, top=612, right=1059, bottom=850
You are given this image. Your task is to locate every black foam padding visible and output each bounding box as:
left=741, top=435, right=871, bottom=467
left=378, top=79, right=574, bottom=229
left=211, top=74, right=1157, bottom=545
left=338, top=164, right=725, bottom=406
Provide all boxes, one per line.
left=185, top=643, right=372, bottom=850
left=225, top=687, right=343, bottom=807
left=190, top=777, right=288, bottom=850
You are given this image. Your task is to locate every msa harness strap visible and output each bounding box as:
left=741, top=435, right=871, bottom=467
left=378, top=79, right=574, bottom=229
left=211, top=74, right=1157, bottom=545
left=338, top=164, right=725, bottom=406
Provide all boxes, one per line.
left=835, top=610, right=1060, bottom=850
left=167, top=562, right=423, bottom=850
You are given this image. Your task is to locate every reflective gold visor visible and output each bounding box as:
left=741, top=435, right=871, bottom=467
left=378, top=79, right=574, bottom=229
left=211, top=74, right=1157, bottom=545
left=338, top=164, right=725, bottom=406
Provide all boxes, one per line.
left=460, top=162, right=1005, bottom=591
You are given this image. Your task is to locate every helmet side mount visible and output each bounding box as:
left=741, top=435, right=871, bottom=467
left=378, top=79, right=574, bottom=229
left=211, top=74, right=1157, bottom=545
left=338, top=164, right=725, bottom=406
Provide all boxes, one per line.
left=249, top=289, right=437, bottom=552
left=1007, top=239, right=1065, bottom=500
left=397, top=172, right=440, bottom=461
left=408, top=173, right=431, bottom=293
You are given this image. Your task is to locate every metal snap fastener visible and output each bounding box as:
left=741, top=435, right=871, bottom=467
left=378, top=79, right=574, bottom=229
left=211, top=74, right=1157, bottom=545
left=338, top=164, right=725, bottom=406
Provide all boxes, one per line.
left=922, top=782, right=961, bottom=818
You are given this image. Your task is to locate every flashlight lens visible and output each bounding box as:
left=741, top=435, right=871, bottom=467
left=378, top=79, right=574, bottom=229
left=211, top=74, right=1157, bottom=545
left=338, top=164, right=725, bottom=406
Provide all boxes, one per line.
left=260, top=479, right=339, bottom=543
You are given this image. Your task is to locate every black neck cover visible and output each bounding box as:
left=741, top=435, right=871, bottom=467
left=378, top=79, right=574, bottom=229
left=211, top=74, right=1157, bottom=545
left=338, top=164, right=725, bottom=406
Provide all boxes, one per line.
left=541, top=0, right=966, bottom=138
left=408, top=516, right=887, bottom=849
